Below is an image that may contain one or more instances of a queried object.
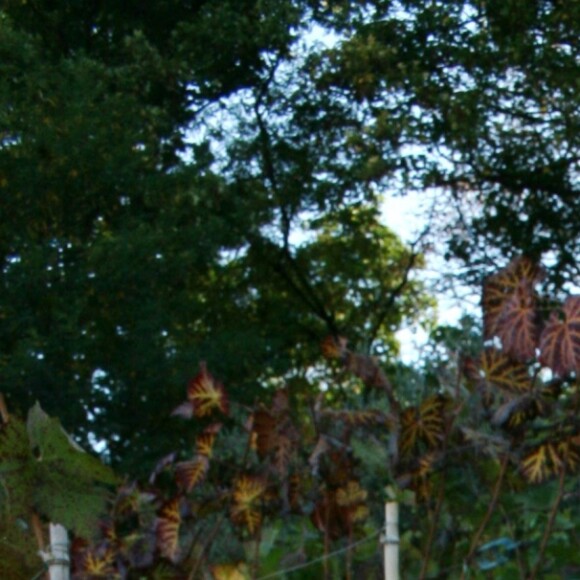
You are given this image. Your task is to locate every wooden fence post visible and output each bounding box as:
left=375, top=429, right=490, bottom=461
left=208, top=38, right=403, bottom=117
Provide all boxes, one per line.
left=383, top=502, right=399, bottom=580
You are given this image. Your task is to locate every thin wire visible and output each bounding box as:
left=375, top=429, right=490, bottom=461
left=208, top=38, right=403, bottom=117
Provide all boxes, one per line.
left=29, top=565, right=48, bottom=580
left=256, top=528, right=382, bottom=580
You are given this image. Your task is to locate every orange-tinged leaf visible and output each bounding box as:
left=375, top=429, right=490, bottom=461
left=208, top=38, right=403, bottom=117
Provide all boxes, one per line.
left=519, top=439, right=579, bottom=484
left=539, top=295, right=580, bottom=376
left=186, top=363, right=229, bottom=418
left=175, top=455, right=209, bottom=492
left=321, top=335, right=348, bottom=359
left=196, top=432, right=217, bottom=457
left=211, top=562, right=250, bottom=580
left=156, top=498, right=182, bottom=562
left=231, top=476, right=266, bottom=534
left=79, top=546, right=117, bottom=577
left=479, top=348, right=531, bottom=393
left=233, top=475, right=266, bottom=508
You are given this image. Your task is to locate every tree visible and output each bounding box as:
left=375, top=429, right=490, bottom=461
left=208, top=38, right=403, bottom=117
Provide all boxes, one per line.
left=0, top=3, right=431, bottom=473
left=310, top=0, right=579, bottom=287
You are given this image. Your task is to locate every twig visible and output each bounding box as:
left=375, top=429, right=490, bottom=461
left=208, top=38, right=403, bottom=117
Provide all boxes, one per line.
left=187, top=514, right=226, bottom=580
left=419, top=471, right=446, bottom=580
left=528, top=467, right=567, bottom=580
left=0, top=394, right=9, bottom=423
left=460, top=452, right=509, bottom=579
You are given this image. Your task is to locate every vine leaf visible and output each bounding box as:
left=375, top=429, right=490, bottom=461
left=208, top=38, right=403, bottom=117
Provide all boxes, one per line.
left=539, top=295, right=580, bottom=376
left=320, top=409, right=390, bottom=427
left=172, top=363, right=228, bottom=419
left=520, top=438, right=580, bottom=483
left=483, top=257, right=543, bottom=349
left=321, top=335, right=348, bottom=359
left=491, top=393, right=544, bottom=430
left=211, top=562, right=250, bottom=580
left=466, top=348, right=532, bottom=407
left=156, top=498, right=182, bottom=562
left=252, top=390, right=297, bottom=478
left=75, top=544, right=117, bottom=577
left=252, top=409, right=277, bottom=457
left=196, top=424, right=221, bottom=457
left=336, top=480, right=367, bottom=507
left=494, top=283, right=540, bottom=361
left=231, top=476, right=266, bottom=534
left=400, top=395, right=447, bottom=457
left=336, top=481, right=369, bottom=524
left=175, top=455, right=209, bottom=492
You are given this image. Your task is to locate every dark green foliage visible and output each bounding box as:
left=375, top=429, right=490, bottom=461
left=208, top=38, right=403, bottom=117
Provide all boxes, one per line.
left=0, top=2, right=433, bottom=474
left=0, top=403, right=118, bottom=578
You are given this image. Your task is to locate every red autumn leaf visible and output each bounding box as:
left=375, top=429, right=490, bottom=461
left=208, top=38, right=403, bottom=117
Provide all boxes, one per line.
left=483, top=257, right=543, bottom=341
left=539, top=295, right=580, bottom=376
left=156, top=498, right=182, bottom=562
left=495, top=282, right=540, bottom=361
left=175, top=455, right=209, bottom=492
left=196, top=425, right=221, bottom=457
left=186, top=363, right=229, bottom=417
left=252, top=409, right=277, bottom=457
left=321, top=335, right=348, bottom=359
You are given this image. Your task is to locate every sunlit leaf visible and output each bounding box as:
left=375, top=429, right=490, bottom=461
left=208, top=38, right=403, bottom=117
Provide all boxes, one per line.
left=539, top=295, right=580, bottom=376
left=175, top=455, right=209, bottom=492
left=196, top=424, right=221, bottom=457
left=186, top=364, right=229, bottom=418
left=519, top=441, right=577, bottom=483
left=211, top=562, right=250, bottom=580
left=77, top=544, right=117, bottom=577
left=231, top=475, right=266, bottom=534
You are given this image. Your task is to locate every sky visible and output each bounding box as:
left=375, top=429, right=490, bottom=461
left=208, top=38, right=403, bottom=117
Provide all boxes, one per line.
left=381, top=189, right=479, bottom=362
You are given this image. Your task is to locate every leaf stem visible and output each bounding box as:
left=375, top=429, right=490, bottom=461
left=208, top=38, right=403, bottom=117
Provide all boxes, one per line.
left=528, top=467, right=566, bottom=580
left=460, top=452, right=509, bottom=579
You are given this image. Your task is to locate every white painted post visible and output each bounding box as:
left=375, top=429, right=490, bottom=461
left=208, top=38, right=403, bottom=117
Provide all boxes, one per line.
left=383, top=502, right=399, bottom=580
left=43, top=523, right=70, bottom=580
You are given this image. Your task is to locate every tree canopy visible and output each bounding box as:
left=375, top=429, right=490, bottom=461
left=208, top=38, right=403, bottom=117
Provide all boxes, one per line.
left=0, top=1, right=431, bottom=472
left=0, top=0, right=578, bottom=475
